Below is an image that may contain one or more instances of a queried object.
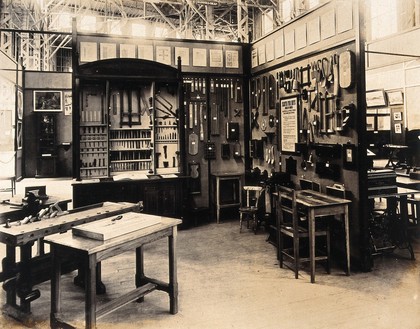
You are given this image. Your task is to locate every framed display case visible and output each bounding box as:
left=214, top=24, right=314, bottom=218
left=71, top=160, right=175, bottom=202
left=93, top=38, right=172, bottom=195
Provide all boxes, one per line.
left=73, top=58, right=184, bottom=180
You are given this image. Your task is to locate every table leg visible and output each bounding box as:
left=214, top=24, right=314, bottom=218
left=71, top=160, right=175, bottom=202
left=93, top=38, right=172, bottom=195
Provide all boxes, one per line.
left=344, top=205, right=351, bottom=275
left=135, top=246, right=145, bottom=303
left=398, top=195, right=415, bottom=260
left=308, top=209, right=315, bottom=284
left=4, top=245, right=17, bottom=307
left=168, top=228, right=178, bottom=314
left=50, top=246, right=61, bottom=323
left=18, top=243, right=34, bottom=313
left=85, top=254, right=97, bottom=329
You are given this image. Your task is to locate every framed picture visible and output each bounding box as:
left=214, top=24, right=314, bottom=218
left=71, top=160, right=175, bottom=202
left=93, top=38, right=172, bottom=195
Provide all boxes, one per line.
left=393, top=112, right=402, bottom=121
left=17, top=120, right=23, bottom=149
left=17, top=87, right=23, bottom=119
left=280, top=95, right=299, bottom=153
left=209, top=49, right=223, bottom=68
left=366, top=89, right=387, bottom=107
left=387, top=90, right=404, bottom=105
left=34, top=90, right=62, bottom=112
left=192, top=48, right=207, bottom=67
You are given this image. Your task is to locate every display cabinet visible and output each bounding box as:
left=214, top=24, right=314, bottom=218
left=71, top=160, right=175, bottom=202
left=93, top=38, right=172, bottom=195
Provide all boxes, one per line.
left=73, top=58, right=184, bottom=180
left=36, top=113, right=57, bottom=177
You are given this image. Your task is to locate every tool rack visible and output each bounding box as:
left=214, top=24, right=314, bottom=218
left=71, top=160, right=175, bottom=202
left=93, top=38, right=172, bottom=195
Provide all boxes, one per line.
left=73, top=58, right=184, bottom=180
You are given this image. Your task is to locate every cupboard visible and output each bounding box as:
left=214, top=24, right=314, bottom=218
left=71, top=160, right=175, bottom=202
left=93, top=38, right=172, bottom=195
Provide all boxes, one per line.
left=73, top=58, right=185, bottom=180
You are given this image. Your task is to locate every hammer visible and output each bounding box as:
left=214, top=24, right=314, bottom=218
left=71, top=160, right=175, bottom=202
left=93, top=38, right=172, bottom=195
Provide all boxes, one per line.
left=163, top=145, right=168, bottom=159
left=155, top=152, right=161, bottom=168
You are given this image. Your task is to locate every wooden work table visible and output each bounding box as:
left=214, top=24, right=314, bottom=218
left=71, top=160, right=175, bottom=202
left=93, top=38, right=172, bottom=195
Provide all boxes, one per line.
left=45, top=213, right=182, bottom=329
left=0, top=201, right=140, bottom=321
left=276, top=189, right=351, bottom=283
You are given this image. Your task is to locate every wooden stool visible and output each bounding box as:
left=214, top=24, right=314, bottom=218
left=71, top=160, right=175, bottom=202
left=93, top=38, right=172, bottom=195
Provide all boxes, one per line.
left=0, top=176, right=16, bottom=197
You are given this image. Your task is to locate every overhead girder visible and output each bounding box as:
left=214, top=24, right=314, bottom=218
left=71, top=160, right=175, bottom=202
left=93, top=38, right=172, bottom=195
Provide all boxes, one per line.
left=0, top=0, right=277, bottom=41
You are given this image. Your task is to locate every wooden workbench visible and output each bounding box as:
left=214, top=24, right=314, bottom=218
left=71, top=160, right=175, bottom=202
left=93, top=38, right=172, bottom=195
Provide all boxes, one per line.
left=45, top=214, right=182, bottom=329
left=0, top=201, right=141, bottom=320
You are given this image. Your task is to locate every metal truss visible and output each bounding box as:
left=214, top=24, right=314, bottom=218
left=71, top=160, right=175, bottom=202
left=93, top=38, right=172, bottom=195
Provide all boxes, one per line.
left=0, top=0, right=274, bottom=40
left=0, top=0, right=313, bottom=69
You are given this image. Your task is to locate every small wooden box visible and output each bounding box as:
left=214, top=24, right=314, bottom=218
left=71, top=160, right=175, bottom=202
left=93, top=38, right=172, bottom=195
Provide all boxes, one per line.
left=72, top=212, right=161, bottom=241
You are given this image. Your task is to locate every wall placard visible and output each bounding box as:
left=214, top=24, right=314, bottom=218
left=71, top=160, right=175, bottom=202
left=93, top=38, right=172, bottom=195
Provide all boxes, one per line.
left=225, top=50, right=239, bottom=68
left=284, top=30, right=295, bottom=55
left=120, top=44, right=136, bottom=58
left=100, top=43, right=117, bottom=60
left=274, top=32, right=284, bottom=58
left=156, top=46, right=171, bottom=65
left=193, top=48, right=207, bottom=67
left=138, top=45, right=154, bottom=61
left=210, top=49, right=223, bottom=67
left=175, top=47, right=190, bottom=66
left=280, top=96, right=299, bottom=153
left=307, top=17, right=321, bottom=45
left=80, top=42, right=98, bottom=62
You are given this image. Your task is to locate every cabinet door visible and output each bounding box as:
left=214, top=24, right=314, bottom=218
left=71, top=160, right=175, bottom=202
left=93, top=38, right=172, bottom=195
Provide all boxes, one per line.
left=159, top=184, right=177, bottom=216
left=143, top=184, right=159, bottom=214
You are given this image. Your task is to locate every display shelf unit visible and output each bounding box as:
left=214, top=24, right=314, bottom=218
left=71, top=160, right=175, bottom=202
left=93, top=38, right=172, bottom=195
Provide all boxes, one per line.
left=79, top=124, right=109, bottom=179
left=109, top=128, right=153, bottom=173
left=73, top=58, right=185, bottom=180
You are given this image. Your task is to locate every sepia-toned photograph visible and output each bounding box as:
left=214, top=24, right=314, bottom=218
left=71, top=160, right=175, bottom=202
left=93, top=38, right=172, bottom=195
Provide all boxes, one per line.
left=0, top=1, right=420, bottom=329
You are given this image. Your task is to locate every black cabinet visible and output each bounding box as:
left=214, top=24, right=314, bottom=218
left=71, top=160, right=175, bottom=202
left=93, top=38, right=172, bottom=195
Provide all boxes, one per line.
left=36, top=113, right=56, bottom=177
left=72, top=177, right=188, bottom=219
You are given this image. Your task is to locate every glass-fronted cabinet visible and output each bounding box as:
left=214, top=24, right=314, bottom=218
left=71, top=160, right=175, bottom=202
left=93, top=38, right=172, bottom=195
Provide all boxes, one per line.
left=36, top=113, right=57, bottom=177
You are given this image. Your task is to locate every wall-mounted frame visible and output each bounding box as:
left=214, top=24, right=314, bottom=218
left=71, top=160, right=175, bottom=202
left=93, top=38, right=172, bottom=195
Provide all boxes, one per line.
left=366, top=89, right=387, bottom=107
left=280, top=95, right=299, bottom=153
left=34, top=90, right=62, bottom=112
left=300, top=65, right=311, bottom=86
left=17, top=87, right=23, bottom=120
left=393, top=111, right=402, bottom=121
left=343, top=143, right=357, bottom=170
left=387, top=90, right=404, bottom=105
left=16, top=120, right=23, bottom=149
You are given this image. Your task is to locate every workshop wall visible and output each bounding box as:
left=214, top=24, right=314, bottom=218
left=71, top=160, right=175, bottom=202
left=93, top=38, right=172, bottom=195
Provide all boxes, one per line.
left=23, top=71, right=72, bottom=177
left=249, top=0, right=367, bottom=267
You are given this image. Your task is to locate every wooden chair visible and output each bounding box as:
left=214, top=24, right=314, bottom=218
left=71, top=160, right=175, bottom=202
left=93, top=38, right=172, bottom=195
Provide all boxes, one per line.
left=239, top=186, right=265, bottom=233
left=277, top=188, right=330, bottom=280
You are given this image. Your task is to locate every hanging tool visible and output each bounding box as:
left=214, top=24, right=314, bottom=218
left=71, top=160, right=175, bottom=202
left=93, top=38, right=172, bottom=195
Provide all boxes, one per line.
left=155, top=93, right=177, bottom=118
left=189, top=103, right=194, bottom=129
left=194, top=103, right=198, bottom=126
left=199, top=102, right=204, bottom=141
left=163, top=145, right=168, bottom=159
left=332, top=54, right=340, bottom=96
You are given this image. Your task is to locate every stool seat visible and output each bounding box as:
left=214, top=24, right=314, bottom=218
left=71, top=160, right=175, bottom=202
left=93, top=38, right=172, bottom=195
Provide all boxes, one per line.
left=239, top=186, right=265, bottom=233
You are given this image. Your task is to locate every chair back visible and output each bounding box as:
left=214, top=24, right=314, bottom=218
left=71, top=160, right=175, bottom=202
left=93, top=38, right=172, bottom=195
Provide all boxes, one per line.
left=278, top=188, right=298, bottom=230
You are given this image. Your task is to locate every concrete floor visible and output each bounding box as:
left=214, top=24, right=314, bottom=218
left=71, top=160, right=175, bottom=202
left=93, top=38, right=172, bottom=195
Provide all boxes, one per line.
left=1, top=178, right=419, bottom=329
